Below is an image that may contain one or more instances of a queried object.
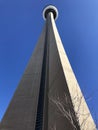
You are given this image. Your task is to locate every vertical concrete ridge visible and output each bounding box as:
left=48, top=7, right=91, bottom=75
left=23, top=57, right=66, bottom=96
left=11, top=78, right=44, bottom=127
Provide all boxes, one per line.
left=49, top=12, right=96, bottom=130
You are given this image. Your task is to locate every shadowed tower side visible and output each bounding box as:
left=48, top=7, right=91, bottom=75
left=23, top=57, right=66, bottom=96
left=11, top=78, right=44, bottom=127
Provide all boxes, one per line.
left=0, top=5, right=96, bottom=130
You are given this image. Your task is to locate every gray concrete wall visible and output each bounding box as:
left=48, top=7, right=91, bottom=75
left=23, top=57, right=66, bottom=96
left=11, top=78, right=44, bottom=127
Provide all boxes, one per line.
left=47, top=13, right=80, bottom=130
left=0, top=26, right=46, bottom=130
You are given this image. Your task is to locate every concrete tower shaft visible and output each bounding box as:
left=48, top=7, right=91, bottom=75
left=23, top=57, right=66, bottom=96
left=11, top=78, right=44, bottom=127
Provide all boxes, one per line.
left=0, top=5, right=96, bottom=130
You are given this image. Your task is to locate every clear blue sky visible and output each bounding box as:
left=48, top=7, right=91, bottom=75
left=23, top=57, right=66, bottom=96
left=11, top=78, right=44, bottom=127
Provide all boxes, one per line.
left=0, top=0, right=98, bottom=124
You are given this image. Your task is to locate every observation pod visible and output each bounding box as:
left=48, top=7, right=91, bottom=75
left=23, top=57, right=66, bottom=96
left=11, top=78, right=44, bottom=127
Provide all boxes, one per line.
left=43, top=5, right=58, bottom=20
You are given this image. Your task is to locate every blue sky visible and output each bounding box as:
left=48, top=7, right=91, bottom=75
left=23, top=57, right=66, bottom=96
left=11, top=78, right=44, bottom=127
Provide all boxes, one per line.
left=0, top=0, right=98, bottom=124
